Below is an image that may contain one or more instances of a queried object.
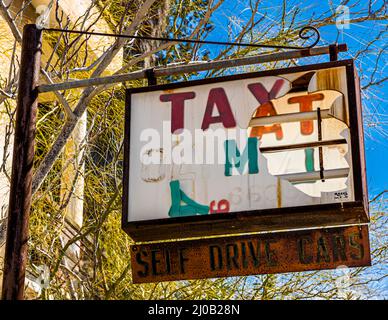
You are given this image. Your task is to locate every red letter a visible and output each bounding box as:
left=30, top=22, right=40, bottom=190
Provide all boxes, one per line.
left=201, top=88, right=236, bottom=130
left=250, top=101, right=283, bottom=140
left=288, top=93, right=324, bottom=135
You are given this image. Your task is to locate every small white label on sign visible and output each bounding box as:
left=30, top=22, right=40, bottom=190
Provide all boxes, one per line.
left=334, top=191, right=349, bottom=200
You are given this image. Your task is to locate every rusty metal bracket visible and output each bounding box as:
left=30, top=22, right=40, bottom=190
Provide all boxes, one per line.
left=38, top=44, right=349, bottom=93
left=329, top=44, right=339, bottom=61
left=145, top=68, right=157, bottom=86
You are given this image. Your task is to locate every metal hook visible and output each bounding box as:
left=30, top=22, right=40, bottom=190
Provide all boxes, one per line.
left=42, top=26, right=321, bottom=50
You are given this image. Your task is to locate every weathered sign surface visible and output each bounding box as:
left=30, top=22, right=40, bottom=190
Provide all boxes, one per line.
left=131, top=225, right=371, bottom=283
left=123, top=59, right=369, bottom=241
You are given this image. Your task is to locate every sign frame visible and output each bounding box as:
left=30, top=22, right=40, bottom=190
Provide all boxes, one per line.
left=122, top=59, right=369, bottom=242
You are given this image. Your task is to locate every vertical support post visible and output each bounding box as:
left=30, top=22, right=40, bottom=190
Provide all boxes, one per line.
left=317, top=107, right=325, bottom=182
left=1, top=24, right=42, bottom=300
left=145, top=68, right=157, bottom=86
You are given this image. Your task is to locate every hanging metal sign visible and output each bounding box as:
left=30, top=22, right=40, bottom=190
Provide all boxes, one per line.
left=123, top=59, right=368, bottom=242
left=131, top=225, right=371, bottom=283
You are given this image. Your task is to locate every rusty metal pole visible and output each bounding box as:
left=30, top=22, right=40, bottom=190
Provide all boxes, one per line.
left=1, top=24, right=42, bottom=300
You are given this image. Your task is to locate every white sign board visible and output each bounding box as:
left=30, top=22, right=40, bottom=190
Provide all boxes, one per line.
left=124, top=62, right=359, bottom=227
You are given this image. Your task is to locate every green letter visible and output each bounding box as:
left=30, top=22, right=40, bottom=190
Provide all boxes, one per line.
left=168, top=180, right=209, bottom=217
left=224, top=137, right=259, bottom=176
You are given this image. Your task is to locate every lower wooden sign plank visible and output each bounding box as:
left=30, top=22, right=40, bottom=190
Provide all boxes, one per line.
left=130, top=225, right=371, bottom=284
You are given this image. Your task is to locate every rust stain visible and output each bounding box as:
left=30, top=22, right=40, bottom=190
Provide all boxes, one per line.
left=162, top=89, right=176, bottom=94
left=316, top=68, right=342, bottom=91
left=315, top=67, right=348, bottom=125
